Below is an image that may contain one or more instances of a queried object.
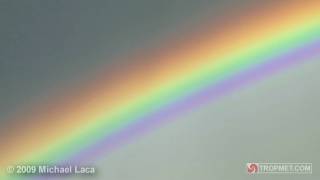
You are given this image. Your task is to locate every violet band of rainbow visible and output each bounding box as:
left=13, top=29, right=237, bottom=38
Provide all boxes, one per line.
left=66, top=38, right=320, bottom=164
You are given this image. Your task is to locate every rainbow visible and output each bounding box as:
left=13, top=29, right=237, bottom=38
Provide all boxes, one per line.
left=1, top=1, right=320, bottom=179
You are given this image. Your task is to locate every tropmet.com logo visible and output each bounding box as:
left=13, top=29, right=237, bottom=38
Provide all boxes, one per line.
left=246, top=162, right=312, bottom=174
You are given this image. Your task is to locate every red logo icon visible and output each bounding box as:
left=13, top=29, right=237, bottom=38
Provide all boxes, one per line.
left=247, top=163, right=259, bottom=174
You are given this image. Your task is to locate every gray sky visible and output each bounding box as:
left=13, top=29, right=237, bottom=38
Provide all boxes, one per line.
left=1, top=0, right=252, bottom=120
